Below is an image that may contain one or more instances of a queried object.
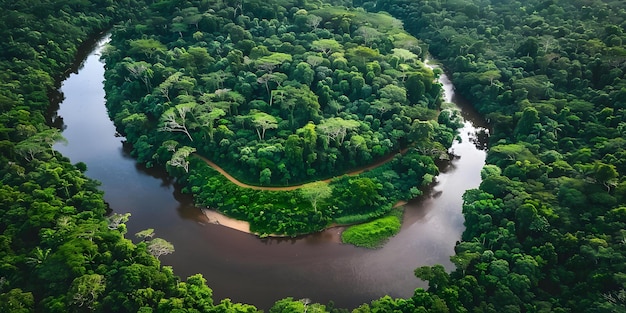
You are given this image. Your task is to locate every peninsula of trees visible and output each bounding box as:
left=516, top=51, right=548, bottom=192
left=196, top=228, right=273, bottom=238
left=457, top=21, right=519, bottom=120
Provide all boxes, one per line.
left=101, top=0, right=461, bottom=236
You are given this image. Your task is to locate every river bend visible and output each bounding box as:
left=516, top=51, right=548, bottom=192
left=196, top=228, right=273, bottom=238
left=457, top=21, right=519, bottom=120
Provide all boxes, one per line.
left=54, top=36, right=488, bottom=310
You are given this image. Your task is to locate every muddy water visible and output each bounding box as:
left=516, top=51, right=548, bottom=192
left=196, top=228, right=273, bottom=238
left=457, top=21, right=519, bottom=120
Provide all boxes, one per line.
left=54, top=38, right=488, bottom=310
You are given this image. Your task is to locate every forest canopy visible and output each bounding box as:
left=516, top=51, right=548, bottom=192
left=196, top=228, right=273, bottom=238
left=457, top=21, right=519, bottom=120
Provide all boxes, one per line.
left=376, top=0, right=626, bottom=311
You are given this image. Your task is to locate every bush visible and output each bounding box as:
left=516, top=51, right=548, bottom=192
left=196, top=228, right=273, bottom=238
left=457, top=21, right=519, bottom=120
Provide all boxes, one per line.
left=341, top=209, right=402, bottom=248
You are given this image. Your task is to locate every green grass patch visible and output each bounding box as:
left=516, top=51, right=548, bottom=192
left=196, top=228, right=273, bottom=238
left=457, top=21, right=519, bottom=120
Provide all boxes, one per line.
left=334, top=214, right=374, bottom=225
left=341, top=209, right=403, bottom=248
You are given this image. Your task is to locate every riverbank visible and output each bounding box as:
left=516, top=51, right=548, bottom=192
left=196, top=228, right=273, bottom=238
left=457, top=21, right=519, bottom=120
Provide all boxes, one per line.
left=201, top=199, right=408, bottom=236
left=202, top=208, right=251, bottom=233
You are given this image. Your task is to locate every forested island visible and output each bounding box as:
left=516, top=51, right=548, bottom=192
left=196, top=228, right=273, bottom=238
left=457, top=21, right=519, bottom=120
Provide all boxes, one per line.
left=1, top=0, right=625, bottom=312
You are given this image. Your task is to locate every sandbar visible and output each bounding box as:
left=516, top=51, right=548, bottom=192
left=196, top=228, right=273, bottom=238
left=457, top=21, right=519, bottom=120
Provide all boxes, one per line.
left=202, top=208, right=251, bottom=233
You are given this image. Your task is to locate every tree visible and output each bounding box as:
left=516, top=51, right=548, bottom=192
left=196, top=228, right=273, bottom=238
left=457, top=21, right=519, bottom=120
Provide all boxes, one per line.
left=317, top=117, right=360, bottom=146
left=257, top=73, right=273, bottom=98
left=300, top=182, right=332, bottom=212
left=311, top=39, right=343, bottom=56
left=181, top=7, right=203, bottom=29
left=346, top=47, right=380, bottom=70
left=167, top=146, right=196, bottom=173
left=306, top=15, right=323, bottom=31
left=107, top=212, right=131, bottom=230
left=514, top=107, right=540, bottom=138
left=259, top=168, right=272, bottom=185
left=202, top=89, right=245, bottom=115
left=405, top=73, right=426, bottom=104
left=479, top=69, right=502, bottom=86
left=171, top=16, right=188, bottom=37
left=516, top=37, right=539, bottom=57
left=26, top=247, right=51, bottom=266
left=409, top=120, right=434, bottom=144
left=159, top=103, right=197, bottom=141
left=135, top=228, right=155, bottom=241
left=379, top=84, right=407, bottom=104
left=129, top=39, right=166, bottom=60
left=14, top=128, right=66, bottom=161
left=157, top=72, right=183, bottom=102
left=126, top=61, right=153, bottom=92
left=355, top=26, right=381, bottom=47
left=270, top=298, right=305, bottom=313
left=251, top=111, right=278, bottom=140
left=414, top=265, right=450, bottom=292
left=285, top=134, right=304, bottom=165
left=0, top=289, right=34, bottom=313
left=392, top=48, right=418, bottom=63
left=306, top=56, right=325, bottom=68
left=272, top=85, right=319, bottom=129
left=147, top=238, right=175, bottom=259
left=293, top=62, right=315, bottom=86
left=197, top=108, right=226, bottom=142
left=297, top=123, right=318, bottom=164
left=68, top=274, right=106, bottom=310
left=256, top=53, right=292, bottom=69
left=179, top=46, right=213, bottom=75
left=224, top=23, right=251, bottom=42
left=593, top=162, right=619, bottom=191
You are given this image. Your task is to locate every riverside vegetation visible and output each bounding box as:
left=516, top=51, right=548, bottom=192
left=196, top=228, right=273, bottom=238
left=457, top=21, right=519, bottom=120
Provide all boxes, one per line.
left=100, top=0, right=460, bottom=237
left=1, top=0, right=625, bottom=312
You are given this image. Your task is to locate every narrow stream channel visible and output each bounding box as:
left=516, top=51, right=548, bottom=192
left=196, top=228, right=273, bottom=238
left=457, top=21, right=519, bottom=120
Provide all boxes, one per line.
left=54, top=36, right=488, bottom=310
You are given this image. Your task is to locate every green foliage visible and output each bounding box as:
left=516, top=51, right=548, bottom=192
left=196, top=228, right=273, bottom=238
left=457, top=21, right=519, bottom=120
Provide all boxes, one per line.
left=101, top=3, right=446, bottom=188
left=341, top=209, right=402, bottom=248
left=95, top=0, right=454, bottom=240
left=379, top=0, right=626, bottom=311
left=0, top=1, right=261, bottom=313
left=14, top=0, right=626, bottom=312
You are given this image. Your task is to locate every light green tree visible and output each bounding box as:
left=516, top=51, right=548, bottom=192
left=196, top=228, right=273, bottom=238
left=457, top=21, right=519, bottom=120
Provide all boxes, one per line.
left=317, top=117, right=360, bottom=146
left=251, top=111, right=278, bottom=140
left=147, top=238, right=175, bottom=259
left=300, top=182, right=332, bottom=212
left=167, top=146, right=196, bottom=173
left=68, top=274, right=106, bottom=310
left=159, top=103, right=197, bottom=141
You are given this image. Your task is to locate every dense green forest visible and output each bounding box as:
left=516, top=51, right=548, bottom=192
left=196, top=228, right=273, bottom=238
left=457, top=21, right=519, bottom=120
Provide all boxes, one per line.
left=0, top=1, right=253, bottom=312
left=373, top=0, right=626, bottom=311
left=1, top=0, right=625, bottom=312
left=100, top=0, right=461, bottom=236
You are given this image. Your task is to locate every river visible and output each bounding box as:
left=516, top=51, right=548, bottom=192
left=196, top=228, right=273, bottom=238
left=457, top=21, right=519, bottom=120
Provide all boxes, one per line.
left=53, top=36, right=488, bottom=310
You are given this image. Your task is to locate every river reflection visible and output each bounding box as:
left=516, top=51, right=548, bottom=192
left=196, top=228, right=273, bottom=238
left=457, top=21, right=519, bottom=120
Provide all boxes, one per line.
left=54, top=37, right=488, bottom=310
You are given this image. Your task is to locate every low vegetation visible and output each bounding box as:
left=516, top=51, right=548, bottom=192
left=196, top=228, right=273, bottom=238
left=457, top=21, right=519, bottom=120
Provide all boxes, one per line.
left=341, top=209, right=402, bottom=248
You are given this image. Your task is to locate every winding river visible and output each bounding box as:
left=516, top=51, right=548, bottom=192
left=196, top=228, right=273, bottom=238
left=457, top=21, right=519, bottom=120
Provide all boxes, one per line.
left=53, top=36, right=488, bottom=310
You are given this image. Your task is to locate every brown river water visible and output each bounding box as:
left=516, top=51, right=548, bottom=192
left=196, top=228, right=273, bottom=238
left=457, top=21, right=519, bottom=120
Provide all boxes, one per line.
left=53, top=36, right=488, bottom=310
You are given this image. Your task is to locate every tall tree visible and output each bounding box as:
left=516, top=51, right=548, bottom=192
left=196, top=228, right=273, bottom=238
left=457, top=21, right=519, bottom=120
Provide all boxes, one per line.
left=167, top=146, right=196, bottom=173
left=317, top=117, right=360, bottom=146
left=300, top=182, right=332, bottom=212
left=147, top=238, right=175, bottom=259
left=251, top=111, right=278, bottom=141
left=159, top=102, right=197, bottom=141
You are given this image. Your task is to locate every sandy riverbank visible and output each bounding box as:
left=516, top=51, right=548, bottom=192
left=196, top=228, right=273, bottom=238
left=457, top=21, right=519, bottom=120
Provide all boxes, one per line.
left=202, top=209, right=252, bottom=233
